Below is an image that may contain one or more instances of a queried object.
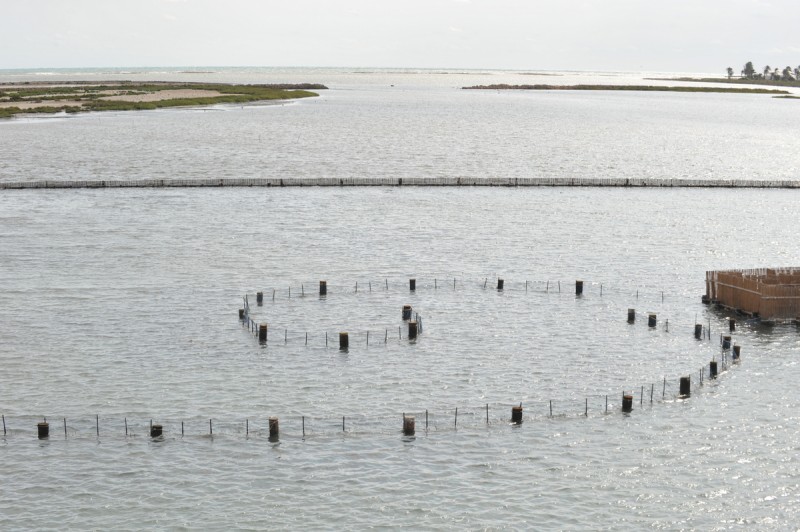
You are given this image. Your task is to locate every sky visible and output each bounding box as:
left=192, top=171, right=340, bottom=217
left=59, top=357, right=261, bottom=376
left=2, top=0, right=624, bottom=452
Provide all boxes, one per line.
left=2, top=0, right=800, bottom=73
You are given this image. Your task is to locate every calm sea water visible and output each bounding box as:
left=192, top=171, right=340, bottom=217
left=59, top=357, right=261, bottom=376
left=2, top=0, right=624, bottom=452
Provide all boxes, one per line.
left=1, top=67, right=800, bottom=530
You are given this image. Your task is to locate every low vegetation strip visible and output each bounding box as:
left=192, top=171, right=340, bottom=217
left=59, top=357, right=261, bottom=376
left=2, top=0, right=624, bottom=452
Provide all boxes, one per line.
left=0, top=82, right=326, bottom=118
left=462, top=84, right=789, bottom=94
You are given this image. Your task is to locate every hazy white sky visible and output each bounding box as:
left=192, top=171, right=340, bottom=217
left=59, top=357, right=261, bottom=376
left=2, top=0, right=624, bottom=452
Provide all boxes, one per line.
left=3, top=0, right=799, bottom=73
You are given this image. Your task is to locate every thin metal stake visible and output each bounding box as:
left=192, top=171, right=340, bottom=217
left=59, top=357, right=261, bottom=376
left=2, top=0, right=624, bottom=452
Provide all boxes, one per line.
left=64, top=417, right=67, bottom=438
left=435, top=279, right=437, bottom=289
left=600, top=283, right=603, bottom=296
left=96, top=414, right=99, bottom=437
left=546, top=280, right=549, bottom=292
left=369, top=281, right=372, bottom=292
left=663, top=377, right=666, bottom=399
left=455, top=408, right=458, bottom=428
left=486, top=404, right=489, bottom=424
left=209, top=419, right=213, bottom=435
left=558, top=281, right=561, bottom=293
left=640, top=386, right=644, bottom=406
left=342, top=416, right=345, bottom=432
left=550, top=400, right=553, bottom=417
left=650, top=383, right=654, bottom=404
left=426, top=409, right=428, bottom=430
left=398, top=326, right=401, bottom=339
left=585, top=398, right=588, bottom=416
left=305, top=332, right=308, bottom=345
left=326, top=332, right=328, bottom=346
left=246, top=419, right=249, bottom=436
left=385, top=329, right=388, bottom=343
left=125, top=417, right=128, bottom=436
left=366, top=331, right=369, bottom=346
left=302, top=416, right=305, bottom=437
left=605, top=395, right=608, bottom=413
left=3, top=414, right=7, bottom=435
left=302, top=284, right=304, bottom=296
left=181, top=421, right=184, bottom=436
left=285, top=329, right=287, bottom=343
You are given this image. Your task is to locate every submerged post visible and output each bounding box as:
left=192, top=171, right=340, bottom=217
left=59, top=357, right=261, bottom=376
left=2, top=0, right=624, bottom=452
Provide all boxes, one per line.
left=402, top=304, right=412, bottom=320
left=729, top=318, right=736, bottom=332
left=259, top=324, right=268, bottom=342
left=722, top=335, right=731, bottom=350
left=628, top=309, right=635, bottom=323
left=679, top=376, right=691, bottom=397
left=622, top=394, right=633, bottom=413
left=694, top=323, right=702, bottom=339
left=408, top=321, right=418, bottom=340
left=733, top=345, right=741, bottom=361
left=38, top=421, right=49, bottom=439
left=269, top=417, right=279, bottom=441
left=339, top=332, right=349, bottom=350
left=403, top=415, right=415, bottom=436
left=497, top=279, right=504, bottom=291
left=710, top=360, right=718, bottom=379
left=648, top=313, right=657, bottom=328
left=256, top=291, right=263, bottom=306
left=409, top=278, right=416, bottom=291
left=511, top=405, right=523, bottom=424
left=576, top=280, right=583, bottom=295
left=238, top=308, right=244, bottom=320
left=320, top=280, right=327, bottom=296
left=150, top=424, right=163, bottom=438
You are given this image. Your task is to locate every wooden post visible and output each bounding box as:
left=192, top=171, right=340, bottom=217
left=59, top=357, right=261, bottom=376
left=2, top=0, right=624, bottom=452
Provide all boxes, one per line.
left=238, top=308, right=244, bottom=320
left=710, top=360, right=718, bottom=379
left=576, top=280, right=583, bottom=295
left=150, top=424, right=163, bottom=438
left=694, top=323, right=702, bottom=339
left=403, top=415, right=415, bottom=436
left=256, top=291, right=263, bottom=306
left=733, top=344, right=741, bottom=361
left=497, top=279, right=504, bottom=290
left=38, top=421, right=49, bottom=439
left=722, top=335, right=731, bottom=350
left=511, top=405, right=522, bottom=424
left=402, top=304, right=412, bottom=320
left=648, top=313, right=657, bottom=328
left=320, top=280, right=327, bottom=295
left=408, top=321, right=418, bottom=340
left=269, top=417, right=279, bottom=440
left=628, top=309, right=635, bottom=323
left=339, top=332, right=349, bottom=350
left=622, top=394, right=633, bottom=413
left=259, top=324, right=268, bottom=342
left=409, top=278, right=416, bottom=291
left=679, top=376, right=691, bottom=397
left=729, top=318, right=736, bottom=332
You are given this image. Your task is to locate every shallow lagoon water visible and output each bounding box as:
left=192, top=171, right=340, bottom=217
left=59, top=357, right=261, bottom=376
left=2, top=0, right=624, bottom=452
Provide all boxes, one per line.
left=1, top=68, right=800, bottom=529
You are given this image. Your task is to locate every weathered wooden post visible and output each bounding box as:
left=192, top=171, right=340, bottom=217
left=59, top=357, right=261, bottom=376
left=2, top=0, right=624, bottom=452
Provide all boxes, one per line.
left=710, top=361, right=718, bottom=379
left=339, top=332, right=349, bottom=350
left=694, top=323, right=702, bottom=339
left=648, top=313, right=657, bottom=328
left=733, top=345, right=741, bottom=361
left=511, top=405, right=523, bottom=424
left=37, top=421, right=49, bottom=439
left=409, top=278, right=416, bottom=291
left=722, top=335, right=731, bottom=350
left=497, top=279, right=504, bottom=290
left=319, top=280, right=327, bottom=295
left=269, top=417, right=279, bottom=440
left=679, top=376, right=691, bottom=397
left=150, top=424, right=163, bottom=438
left=402, top=304, right=412, bottom=320
left=238, top=308, right=245, bottom=320
left=259, top=324, right=268, bottom=342
left=622, top=394, right=633, bottom=413
left=256, top=291, right=263, bottom=306
left=576, top=280, right=583, bottom=295
left=628, top=309, right=635, bottom=323
left=408, top=321, right=418, bottom=340
left=729, top=318, right=736, bottom=332
left=403, top=415, right=415, bottom=436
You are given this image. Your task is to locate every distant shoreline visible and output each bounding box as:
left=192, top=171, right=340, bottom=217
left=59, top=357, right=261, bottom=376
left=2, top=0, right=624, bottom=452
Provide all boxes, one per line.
left=462, top=84, right=790, bottom=95
left=0, top=81, right=327, bottom=118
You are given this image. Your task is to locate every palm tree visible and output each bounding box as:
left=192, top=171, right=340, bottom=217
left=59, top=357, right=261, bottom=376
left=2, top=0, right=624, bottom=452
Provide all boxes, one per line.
left=726, top=67, right=734, bottom=79
left=795, top=67, right=800, bottom=80
left=763, top=65, right=771, bottom=78
left=782, top=66, right=795, bottom=81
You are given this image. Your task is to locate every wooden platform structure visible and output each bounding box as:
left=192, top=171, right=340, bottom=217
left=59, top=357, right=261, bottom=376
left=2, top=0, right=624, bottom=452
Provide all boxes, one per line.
left=705, top=268, right=800, bottom=321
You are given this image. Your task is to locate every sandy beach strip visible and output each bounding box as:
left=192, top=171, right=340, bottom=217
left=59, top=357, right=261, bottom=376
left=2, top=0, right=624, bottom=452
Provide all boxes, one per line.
left=100, top=89, right=230, bottom=102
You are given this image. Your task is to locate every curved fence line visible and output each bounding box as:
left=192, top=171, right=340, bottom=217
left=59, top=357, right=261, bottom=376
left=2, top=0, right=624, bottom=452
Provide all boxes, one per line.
left=2, top=177, right=800, bottom=190
left=0, top=355, right=740, bottom=442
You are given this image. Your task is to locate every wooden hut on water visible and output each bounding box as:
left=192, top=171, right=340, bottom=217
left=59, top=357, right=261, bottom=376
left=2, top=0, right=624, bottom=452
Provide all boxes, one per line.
left=705, top=268, right=800, bottom=321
